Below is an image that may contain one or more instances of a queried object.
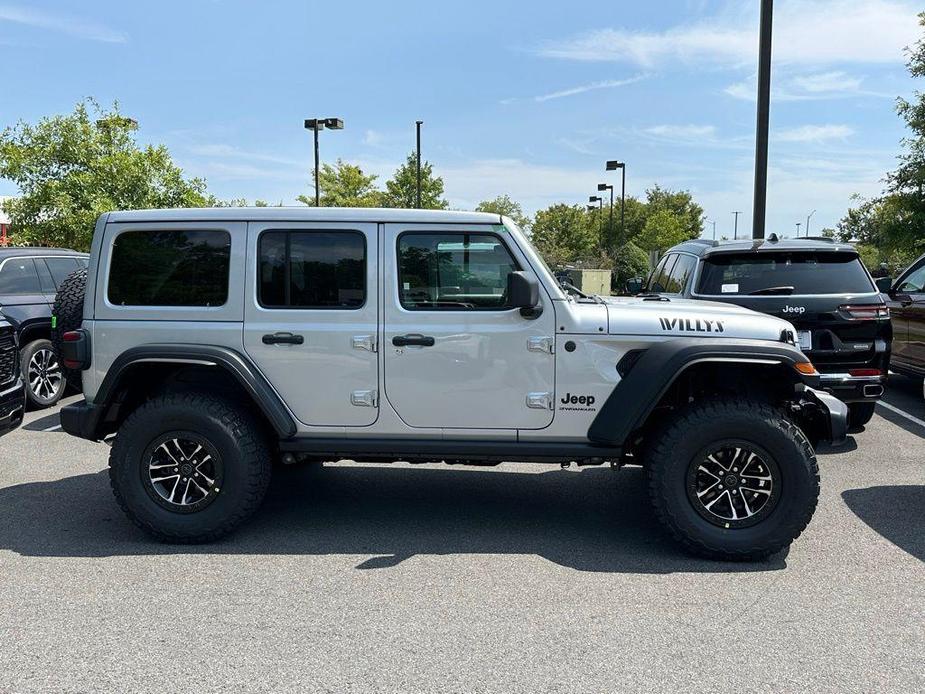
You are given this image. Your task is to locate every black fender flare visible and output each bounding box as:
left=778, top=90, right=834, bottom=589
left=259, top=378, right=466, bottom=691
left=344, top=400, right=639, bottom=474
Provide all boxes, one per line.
left=587, top=338, right=815, bottom=447
left=91, top=344, right=296, bottom=439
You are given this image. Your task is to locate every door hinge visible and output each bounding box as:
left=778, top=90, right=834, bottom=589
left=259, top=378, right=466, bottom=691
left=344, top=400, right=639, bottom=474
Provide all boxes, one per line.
left=350, top=389, right=379, bottom=407
left=352, top=335, right=377, bottom=353
left=526, top=392, right=554, bottom=410
left=527, top=336, right=555, bottom=354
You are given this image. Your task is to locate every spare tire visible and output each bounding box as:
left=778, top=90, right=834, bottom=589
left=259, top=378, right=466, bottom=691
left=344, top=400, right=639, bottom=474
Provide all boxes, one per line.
left=52, top=267, right=88, bottom=390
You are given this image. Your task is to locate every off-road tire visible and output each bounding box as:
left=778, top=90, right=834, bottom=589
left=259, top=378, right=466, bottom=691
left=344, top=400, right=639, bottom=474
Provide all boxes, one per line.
left=109, top=392, right=272, bottom=543
left=21, top=339, right=66, bottom=409
left=51, top=267, right=88, bottom=390
left=847, top=402, right=876, bottom=429
left=645, top=399, right=820, bottom=561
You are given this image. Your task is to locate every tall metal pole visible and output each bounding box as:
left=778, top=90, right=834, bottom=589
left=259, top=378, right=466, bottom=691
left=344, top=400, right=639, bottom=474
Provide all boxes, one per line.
left=415, top=120, right=423, bottom=209
left=752, top=0, right=774, bottom=240
left=313, top=127, right=321, bottom=207
left=620, top=166, right=626, bottom=244
left=608, top=186, right=614, bottom=250
left=733, top=211, right=742, bottom=240
left=806, top=209, right=816, bottom=236
left=711, top=220, right=717, bottom=240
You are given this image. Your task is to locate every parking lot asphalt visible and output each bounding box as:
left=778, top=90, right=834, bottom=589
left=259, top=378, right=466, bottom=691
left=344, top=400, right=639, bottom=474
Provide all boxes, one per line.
left=0, top=393, right=922, bottom=693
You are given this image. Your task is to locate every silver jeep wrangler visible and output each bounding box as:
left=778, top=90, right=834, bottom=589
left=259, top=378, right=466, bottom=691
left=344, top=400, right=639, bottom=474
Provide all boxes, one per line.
left=59, top=208, right=846, bottom=560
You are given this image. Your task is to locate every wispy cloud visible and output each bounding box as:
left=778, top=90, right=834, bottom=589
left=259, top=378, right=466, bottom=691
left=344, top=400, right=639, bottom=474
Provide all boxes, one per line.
left=533, top=75, right=648, bottom=102
left=537, top=1, right=919, bottom=67
left=777, top=124, right=855, bottom=143
left=725, top=70, right=892, bottom=101
left=187, top=143, right=305, bottom=169
left=644, top=124, right=717, bottom=140
left=0, top=4, right=127, bottom=43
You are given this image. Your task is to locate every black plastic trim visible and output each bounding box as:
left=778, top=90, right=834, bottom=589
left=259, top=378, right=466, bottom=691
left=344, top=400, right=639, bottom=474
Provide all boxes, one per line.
left=279, top=437, right=621, bottom=463
left=588, top=337, right=814, bottom=447
left=91, top=344, right=296, bottom=439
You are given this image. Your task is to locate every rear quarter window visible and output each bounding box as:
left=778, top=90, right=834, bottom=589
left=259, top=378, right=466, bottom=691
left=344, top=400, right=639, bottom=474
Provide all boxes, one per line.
left=108, top=230, right=231, bottom=306
left=697, top=252, right=875, bottom=296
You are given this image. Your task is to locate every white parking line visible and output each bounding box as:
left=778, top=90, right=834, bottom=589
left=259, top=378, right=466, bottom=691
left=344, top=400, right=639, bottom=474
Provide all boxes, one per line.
left=877, top=400, right=925, bottom=429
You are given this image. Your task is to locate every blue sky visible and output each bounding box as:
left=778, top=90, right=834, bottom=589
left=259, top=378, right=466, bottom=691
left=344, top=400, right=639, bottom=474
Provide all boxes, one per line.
left=0, top=0, right=920, bottom=237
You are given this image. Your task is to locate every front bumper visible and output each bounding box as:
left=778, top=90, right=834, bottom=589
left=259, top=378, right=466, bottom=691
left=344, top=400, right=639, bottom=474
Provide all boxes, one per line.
left=817, top=373, right=885, bottom=403
left=800, top=386, right=848, bottom=447
left=0, top=378, right=25, bottom=438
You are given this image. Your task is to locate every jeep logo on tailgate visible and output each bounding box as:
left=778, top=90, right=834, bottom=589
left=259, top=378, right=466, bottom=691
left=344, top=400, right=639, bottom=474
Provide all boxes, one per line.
left=782, top=305, right=806, bottom=315
left=659, top=317, right=725, bottom=333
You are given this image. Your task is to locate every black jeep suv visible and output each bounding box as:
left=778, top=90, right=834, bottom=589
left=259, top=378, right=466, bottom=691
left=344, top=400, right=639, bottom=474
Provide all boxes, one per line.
left=0, top=315, right=24, bottom=436
left=0, top=248, right=89, bottom=409
left=645, top=236, right=890, bottom=427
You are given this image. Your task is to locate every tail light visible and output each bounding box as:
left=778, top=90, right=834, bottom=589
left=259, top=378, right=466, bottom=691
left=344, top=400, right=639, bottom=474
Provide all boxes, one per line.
left=61, top=330, right=90, bottom=370
left=839, top=304, right=890, bottom=321
left=849, top=368, right=882, bottom=377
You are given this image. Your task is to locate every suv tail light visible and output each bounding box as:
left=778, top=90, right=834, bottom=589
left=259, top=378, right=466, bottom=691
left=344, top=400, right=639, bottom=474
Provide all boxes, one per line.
left=61, top=330, right=90, bottom=370
left=838, top=304, right=890, bottom=321
left=848, top=368, right=882, bottom=377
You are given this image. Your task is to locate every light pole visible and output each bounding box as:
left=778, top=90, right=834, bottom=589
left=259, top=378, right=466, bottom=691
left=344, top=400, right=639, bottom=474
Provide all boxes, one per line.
left=806, top=209, right=816, bottom=236
left=708, top=219, right=717, bottom=240
left=304, top=117, right=344, bottom=207
left=597, top=183, right=614, bottom=250
left=605, top=161, right=626, bottom=244
left=415, top=120, right=423, bottom=209
left=795, top=222, right=802, bottom=237
left=589, top=196, right=604, bottom=250
left=752, top=0, right=774, bottom=240
left=733, top=211, right=742, bottom=240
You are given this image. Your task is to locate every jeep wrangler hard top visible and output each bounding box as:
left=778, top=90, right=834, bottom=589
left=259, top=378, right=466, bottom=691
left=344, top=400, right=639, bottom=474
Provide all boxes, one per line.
left=59, top=208, right=846, bottom=560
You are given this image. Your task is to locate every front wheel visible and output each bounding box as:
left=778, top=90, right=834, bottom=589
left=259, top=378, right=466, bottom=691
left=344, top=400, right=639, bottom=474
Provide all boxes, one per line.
left=645, top=399, right=820, bottom=561
left=21, top=339, right=65, bottom=409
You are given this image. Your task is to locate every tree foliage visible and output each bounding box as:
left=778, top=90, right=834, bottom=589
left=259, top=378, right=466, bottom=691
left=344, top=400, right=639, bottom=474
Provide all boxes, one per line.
left=0, top=100, right=210, bottom=250
left=475, top=194, right=531, bottom=229
left=840, top=13, right=925, bottom=267
left=381, top=152, right=448, bottom=209
left=529, top=204, right=597, bottom=267
left=297, top=159, right=381, bottom=208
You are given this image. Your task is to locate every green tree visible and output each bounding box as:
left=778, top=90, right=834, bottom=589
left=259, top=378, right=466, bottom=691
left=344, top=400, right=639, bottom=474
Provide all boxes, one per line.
left=0, top=100, right=210, bottom=250
left=644, top=185, right=704, bottom=240
left=475, top=194, right=531, bottom=229
left=530, top=204, right=596, bottom=267
left=612, top=241, right=650, bottom=287
left=381, top=152, right=448, bottom=209
left=635, top=209, right=690, bottom=253
left=297, top=159, right=381, bottom=208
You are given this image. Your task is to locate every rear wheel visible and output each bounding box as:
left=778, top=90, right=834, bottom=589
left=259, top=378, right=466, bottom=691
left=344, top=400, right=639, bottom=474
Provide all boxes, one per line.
left=847, top=402, right=876, bottom=429
left=21, top=339, right=65, bottom=409
left=109, top=392, right=272, bottom=543
left=645, top=399, right=819, bottom=561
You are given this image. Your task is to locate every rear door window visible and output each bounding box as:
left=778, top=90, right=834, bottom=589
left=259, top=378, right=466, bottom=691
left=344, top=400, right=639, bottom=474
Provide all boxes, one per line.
left=697, top=252, right=875, bottom=296
left=44, top=257, right=79, bottom=288
left=650, top=254, right=677, bottom=293
left=0, top=258, right=41, bottom=294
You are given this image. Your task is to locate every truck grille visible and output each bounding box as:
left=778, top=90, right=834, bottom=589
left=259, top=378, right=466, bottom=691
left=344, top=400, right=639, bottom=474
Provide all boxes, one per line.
left=0, top=333, right=16, bottom=386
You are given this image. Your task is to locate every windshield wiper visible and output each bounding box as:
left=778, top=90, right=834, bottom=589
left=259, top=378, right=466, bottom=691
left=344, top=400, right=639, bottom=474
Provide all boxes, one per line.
left=747, top=286, right=795, bottom=296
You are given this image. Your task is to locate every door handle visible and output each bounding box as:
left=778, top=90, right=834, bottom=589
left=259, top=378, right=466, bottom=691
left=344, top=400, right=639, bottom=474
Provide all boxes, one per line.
left=262, top=332, right=304, bottom=345
left=392, top=334, right=435, bottom=347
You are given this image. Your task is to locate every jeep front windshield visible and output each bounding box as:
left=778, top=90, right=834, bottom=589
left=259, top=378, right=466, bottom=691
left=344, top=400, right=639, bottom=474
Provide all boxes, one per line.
left=697, top=252, right=875, bottom=296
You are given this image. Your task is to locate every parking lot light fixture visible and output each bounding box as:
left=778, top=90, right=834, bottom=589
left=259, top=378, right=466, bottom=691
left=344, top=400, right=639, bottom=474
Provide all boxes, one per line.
left=589, top=196, right=604, bottom=250
left=598, top=183, right=614, bottom=250
left=304, top=117, right=344, bottom=206
left=605, top=161, right=626, bottom=245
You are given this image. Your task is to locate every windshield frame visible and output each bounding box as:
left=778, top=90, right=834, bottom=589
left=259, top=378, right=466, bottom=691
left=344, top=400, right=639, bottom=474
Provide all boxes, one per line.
left=691, top=250, right=879, bottom=298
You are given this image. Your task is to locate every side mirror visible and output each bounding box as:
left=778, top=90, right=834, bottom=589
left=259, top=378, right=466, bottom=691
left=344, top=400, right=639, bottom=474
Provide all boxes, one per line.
left=624, top=278, right=644, bottom=295
left=507, top=271, right=542, bottom=318
left=875, top=276, right=893, bottom=293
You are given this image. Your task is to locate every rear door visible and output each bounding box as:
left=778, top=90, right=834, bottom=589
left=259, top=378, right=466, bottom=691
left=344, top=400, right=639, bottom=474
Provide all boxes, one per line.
left=243, top=222, right=379, bottom=427
left=890, top=260, right=925, bottom=369
left=382, top=223, right=556, bottom=430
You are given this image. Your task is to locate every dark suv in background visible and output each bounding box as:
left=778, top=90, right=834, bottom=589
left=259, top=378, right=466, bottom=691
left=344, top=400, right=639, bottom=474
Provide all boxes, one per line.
left=0, top=315, right=24, bottom=436
left=645, top=236, right=890, bottom=427
left=880, top=251, right=925, bottom=381
left=0, top=248, right=89, bottom=408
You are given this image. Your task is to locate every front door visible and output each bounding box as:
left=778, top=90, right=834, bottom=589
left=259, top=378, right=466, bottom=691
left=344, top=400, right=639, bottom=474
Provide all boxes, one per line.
left=888, top=259, right=925, bottom=368
left=243, top=222, right=379, bottom=427
left=382, top=223, right=556, bottom=430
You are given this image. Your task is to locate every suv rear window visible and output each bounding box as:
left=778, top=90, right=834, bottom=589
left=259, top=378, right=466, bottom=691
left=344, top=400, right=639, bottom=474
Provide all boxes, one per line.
left=108, top=230, right=231, bottom=306
left=697, top=252, right=875, bottom=296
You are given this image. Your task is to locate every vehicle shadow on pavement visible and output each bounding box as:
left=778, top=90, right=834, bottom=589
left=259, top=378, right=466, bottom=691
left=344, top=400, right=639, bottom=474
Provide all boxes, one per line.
left=0, top=464, right=788, bottom=574
left=841, top=485, right=925, bottom=562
